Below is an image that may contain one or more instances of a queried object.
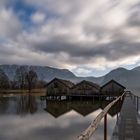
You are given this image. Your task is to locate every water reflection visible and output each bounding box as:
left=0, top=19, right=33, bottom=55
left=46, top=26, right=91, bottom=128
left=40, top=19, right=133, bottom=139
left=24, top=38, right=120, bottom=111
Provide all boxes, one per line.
left=0, top=95, right=124, bottom=140
left=43, top=99, right=123, bottom=118
left=0, top=97, right=9, bottom=114
left=17, top=95, right=37, bottom=115
left=44, top=101, right=71, bottom=118
left=0, top=95, right=124, bottom=118
left=71, top=101, right=100, bottom=116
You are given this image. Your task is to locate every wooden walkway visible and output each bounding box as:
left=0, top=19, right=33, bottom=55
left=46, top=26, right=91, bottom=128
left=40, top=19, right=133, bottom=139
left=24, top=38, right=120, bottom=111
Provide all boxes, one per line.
left=111, top=94, right=140, bottom=140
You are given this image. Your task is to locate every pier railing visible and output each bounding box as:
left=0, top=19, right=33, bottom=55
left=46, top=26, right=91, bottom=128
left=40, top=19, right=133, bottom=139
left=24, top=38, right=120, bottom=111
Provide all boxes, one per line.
left=77, top=91, right=127, bottom=140
left=131, top=93, right=140, bottom=113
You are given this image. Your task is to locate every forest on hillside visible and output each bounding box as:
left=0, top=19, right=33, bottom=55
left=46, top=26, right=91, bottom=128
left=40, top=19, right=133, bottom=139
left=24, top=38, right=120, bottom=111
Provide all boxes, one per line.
left=0, top=66, right=47, bottom=91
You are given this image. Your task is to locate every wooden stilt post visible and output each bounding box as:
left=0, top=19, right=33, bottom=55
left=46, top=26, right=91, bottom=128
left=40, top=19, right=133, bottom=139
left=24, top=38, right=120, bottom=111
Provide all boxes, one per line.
left=104, top=114, right=107, bottom=140
left=117, top=113, right=119, bottom=124
left=137, top=96, right=139, bottom=112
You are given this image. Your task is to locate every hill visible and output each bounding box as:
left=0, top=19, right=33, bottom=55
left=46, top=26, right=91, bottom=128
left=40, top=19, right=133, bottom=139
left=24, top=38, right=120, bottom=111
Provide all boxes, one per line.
left=0, top=65, right=140, bottom=91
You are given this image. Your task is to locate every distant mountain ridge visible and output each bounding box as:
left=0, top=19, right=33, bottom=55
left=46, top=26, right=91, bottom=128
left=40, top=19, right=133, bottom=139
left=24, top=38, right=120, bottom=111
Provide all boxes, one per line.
left=102, top=67, right=140, bottom=90
left=0, top=65, right=76, bottom=81
left=0, top=64, right=140, bottom=90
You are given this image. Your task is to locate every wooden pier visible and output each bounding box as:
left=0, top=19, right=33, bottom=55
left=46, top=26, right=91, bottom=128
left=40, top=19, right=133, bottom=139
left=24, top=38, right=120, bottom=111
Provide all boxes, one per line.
left=111, top=94, right=140, bottom=140
left=77, top=91, right=140, bottom=140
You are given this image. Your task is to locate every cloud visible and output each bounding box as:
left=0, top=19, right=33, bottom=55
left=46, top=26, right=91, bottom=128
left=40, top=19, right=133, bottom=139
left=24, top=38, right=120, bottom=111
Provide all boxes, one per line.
left=0, top=8, right=21, bottom=39
left=1, top=0, right=140, bottom=76
left=31, top=12, right=46, bottom=24
left=127, top=2, right=140, bottom=27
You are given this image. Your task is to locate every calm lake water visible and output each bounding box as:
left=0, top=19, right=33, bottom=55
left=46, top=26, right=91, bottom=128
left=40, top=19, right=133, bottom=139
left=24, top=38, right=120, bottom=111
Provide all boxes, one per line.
left=0, top=94, right=124, bottom=140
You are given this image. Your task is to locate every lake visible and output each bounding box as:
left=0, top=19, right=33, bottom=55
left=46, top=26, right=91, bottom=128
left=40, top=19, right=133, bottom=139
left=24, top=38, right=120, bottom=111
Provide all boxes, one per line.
left=0, top=94, right=124, bottom=140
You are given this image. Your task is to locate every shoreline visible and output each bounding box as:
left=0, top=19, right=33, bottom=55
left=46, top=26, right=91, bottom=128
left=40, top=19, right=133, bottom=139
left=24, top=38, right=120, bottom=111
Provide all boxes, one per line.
left=0, top=89, right=46, bottom=96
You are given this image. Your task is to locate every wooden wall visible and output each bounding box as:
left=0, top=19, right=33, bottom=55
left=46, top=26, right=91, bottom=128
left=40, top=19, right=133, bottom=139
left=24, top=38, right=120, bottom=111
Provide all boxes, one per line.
left=101, top=82, right=124, bottom=96
left=47, top=80, right=69, bottom=95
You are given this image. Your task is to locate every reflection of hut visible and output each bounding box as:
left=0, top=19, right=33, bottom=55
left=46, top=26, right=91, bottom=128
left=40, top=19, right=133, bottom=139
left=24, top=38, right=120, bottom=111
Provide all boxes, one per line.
left=46, top=78, right=74, bottom=95
left=71, top=101, right=100, bottom=116
left=44, top=101, right=71, bottom=118
left=108, top=100, right=123, bottom=117
left=71, top=80, right=100, bottom=95
left=100, top=99, right=123, bottom=117
left=101, top=80, right=126, bottom=96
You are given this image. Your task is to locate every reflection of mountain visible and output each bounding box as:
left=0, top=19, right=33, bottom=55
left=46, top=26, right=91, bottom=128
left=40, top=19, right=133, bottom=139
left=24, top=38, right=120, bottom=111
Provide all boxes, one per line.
left=17, top=95, right=37, bottom=115
left=44, top=101, right=71, bottom=118
left=43, top=99, right=123, bottom=118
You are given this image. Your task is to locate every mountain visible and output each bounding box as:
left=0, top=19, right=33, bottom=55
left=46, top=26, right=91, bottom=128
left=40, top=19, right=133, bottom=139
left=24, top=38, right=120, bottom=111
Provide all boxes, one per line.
left=132, top=66, right=140, bottom=72
left=102, top=67, right=140, bottom=90
left=0, top=65, right=104, bottom=84
left=1, top=64, right=140, bottom=92
left=0, top=65, right=19, bottom=80
left=102, top=67, right=129, bottom=85
left=0, top=65, right=76, bottom=81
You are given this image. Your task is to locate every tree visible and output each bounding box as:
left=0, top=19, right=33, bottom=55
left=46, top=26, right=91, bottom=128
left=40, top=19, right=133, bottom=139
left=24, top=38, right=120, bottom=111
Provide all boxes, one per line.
left=14, top=66, right=27, bottom=89
left=0, top=69, right=10, bottom=89
left=25, top=70, right=38, bottom=92
left=35, top=80, right=47, bottom=89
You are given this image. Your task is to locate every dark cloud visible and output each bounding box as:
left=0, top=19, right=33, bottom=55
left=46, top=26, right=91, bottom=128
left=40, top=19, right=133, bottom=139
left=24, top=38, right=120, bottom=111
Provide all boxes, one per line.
left=127, top=2, right=140, bottom=27
left=31, top=38, right=140, bottom=62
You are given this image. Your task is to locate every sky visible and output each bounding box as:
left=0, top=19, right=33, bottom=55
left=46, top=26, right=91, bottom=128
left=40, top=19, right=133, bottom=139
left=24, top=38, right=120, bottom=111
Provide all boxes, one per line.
left=1, top=0, right=140, bottom=77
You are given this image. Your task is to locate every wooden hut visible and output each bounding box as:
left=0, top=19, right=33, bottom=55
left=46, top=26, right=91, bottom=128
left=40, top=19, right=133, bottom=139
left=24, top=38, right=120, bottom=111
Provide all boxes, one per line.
left=101, top=80, right=126, bottom=96
left=46, top=78, right=74, bottom=95
left=71, top=80, right=100, bottom=95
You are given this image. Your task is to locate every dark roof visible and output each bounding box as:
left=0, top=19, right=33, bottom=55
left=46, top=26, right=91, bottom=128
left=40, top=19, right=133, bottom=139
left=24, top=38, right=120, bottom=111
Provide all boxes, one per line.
left=46, top=78, right=75, bottom=88
left=72, top=80, right=100, bottom=89
left=101, top=79, right=126, bottom=89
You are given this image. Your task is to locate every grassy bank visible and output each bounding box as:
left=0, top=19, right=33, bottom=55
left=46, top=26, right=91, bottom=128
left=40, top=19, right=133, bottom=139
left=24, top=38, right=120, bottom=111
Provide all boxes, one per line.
left=0, top=89, right=46, bottom=96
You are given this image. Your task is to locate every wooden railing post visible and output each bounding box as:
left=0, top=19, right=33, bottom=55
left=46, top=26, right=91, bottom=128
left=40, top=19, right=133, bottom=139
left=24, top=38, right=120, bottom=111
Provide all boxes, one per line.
left=104, top=114, right=107, bottom=140
left=137, top=96, right=139, bottom=112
